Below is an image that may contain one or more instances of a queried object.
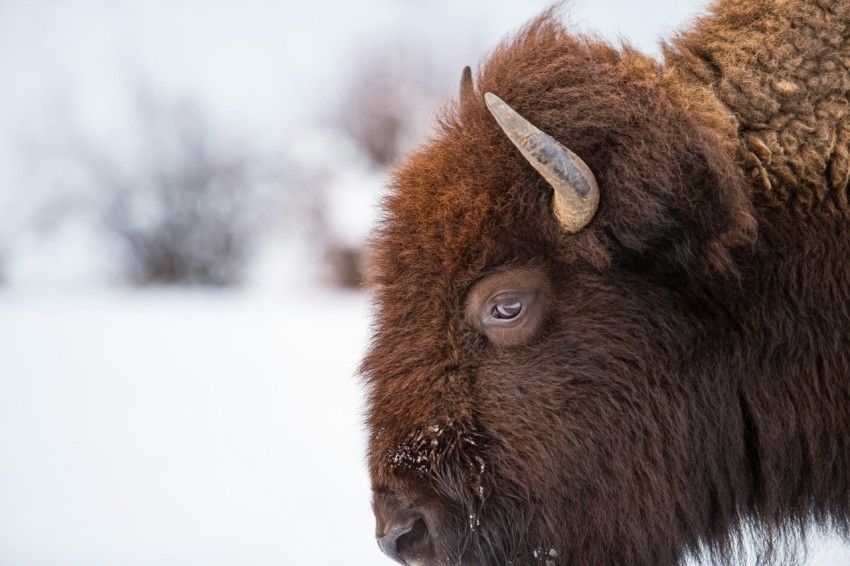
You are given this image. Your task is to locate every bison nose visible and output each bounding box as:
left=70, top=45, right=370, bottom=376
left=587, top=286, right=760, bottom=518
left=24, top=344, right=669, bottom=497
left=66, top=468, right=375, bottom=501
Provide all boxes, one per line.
left=377, top=517, right=430, bottom=564
left=374, top=491, right=433, bottom=565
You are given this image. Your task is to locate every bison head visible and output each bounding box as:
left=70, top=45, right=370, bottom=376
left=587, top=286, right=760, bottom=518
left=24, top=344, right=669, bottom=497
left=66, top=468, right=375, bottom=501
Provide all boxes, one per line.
left=362, top=16, right=757, bottom=566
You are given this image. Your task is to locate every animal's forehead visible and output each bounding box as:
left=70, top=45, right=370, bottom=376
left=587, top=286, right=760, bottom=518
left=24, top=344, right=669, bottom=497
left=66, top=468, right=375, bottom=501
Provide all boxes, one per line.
left=372, top=130, right=558, bottom=293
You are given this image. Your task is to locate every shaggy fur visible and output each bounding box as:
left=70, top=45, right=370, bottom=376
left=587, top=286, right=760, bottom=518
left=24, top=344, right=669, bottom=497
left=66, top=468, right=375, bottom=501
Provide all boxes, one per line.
left=362, top=1, right=850, bottom=564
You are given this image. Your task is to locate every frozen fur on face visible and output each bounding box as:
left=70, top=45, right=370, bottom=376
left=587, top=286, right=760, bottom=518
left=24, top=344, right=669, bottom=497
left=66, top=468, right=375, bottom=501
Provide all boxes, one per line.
left=363, top=2, right=850, bottom=565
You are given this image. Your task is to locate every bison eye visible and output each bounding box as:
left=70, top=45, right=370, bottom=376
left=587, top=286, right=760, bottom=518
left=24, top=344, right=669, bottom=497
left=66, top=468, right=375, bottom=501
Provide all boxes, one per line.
left=485, top=293, right=534, bottom=327
left=464, top=266, right=550, bottom=347
left=492, top=300, right=523, bottom=319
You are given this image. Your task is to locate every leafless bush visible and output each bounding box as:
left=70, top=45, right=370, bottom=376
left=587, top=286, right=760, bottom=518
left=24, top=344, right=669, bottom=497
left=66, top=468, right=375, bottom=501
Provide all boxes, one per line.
left=316, top=39, right=466, bottom=288
left=334, top=41, right=459, bottom=169
left=71, top=90, right=281, bottom=286
left=290, top=169, right=362, bottom=289
left=323, top=244, right=364, bottom=288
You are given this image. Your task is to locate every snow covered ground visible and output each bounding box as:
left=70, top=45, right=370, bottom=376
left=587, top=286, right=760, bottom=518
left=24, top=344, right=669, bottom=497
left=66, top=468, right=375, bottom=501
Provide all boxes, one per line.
left=0, top=288, right=375, bottom=565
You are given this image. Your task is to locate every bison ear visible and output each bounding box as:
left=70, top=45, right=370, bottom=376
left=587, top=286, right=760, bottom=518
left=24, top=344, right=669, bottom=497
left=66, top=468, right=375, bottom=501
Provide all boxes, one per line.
left=598, top=132, right=757, bottom=276
left=682, top=148, right=756, bottom=274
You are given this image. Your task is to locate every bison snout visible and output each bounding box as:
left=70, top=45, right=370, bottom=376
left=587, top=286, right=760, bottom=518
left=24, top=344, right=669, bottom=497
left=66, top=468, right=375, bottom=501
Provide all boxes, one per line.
left=377, top=517, right=430, bottom=565
left=374, top=492, right=434, bottom=565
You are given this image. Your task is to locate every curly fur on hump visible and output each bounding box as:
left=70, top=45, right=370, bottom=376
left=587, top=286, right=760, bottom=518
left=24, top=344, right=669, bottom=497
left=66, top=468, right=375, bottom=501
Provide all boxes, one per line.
left=363, top=1, right=850, bottom=565
left=667, top=0, right=850, bottom=211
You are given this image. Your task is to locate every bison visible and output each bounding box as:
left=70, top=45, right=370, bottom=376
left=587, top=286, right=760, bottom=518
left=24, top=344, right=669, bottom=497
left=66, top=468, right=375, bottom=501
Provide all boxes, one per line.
left=361, top=1, right=850, bottom=564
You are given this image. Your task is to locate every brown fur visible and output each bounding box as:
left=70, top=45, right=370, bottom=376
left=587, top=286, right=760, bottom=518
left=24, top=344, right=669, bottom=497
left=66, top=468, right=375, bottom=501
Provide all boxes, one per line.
left=362, top=1, right=850, bottom=564
left=666, top=0, right=850, bottom=210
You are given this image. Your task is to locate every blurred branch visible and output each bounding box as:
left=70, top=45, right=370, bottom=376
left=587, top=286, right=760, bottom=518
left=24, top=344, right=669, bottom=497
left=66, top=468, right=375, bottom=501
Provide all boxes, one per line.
left=29, top=84, right=296, bottom=287
left=311, top=38, right=470, bottom=288
left=332, top=40, right=459, bottom=169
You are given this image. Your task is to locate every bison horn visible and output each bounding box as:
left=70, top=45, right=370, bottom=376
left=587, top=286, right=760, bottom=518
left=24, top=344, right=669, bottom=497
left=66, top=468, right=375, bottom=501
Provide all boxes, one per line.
left=484, top=92, right=599, bottom=233
left=460, top=66, right=473, bottom=99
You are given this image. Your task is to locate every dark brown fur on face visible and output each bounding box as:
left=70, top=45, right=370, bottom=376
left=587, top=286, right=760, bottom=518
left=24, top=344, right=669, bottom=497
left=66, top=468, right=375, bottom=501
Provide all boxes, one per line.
left=362, top=1, right=850, bottom=564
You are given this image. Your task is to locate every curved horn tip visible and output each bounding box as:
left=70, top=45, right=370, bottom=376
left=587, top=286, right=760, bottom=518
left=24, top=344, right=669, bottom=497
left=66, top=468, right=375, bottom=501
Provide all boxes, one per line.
left=483, top=92, right=539, bottom=141
left=484, top=92, right=600, bottom=233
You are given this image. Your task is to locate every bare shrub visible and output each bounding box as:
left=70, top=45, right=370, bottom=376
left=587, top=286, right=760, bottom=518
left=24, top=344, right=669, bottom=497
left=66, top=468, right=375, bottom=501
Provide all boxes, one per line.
left=317, top=39, right=468, bottom=288
left=334, top=41, right=459, bottom=169
left=324, top=244, right=364, bottom=288
left=72, top=90, right=279, bottom=286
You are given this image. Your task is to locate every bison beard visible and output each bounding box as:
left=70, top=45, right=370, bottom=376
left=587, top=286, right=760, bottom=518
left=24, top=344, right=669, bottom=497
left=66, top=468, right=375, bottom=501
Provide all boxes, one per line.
left=361, top=1, right=850, bottom=565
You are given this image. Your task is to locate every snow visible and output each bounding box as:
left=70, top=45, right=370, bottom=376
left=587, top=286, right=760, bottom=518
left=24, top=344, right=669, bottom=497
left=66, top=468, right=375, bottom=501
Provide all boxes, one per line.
left=0, top=288, right=376, bottom=565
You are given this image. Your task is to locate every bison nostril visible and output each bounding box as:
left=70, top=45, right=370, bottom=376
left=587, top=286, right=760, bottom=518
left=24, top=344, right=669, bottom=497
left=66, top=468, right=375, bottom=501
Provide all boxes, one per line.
left=377, top=518, right=431, bottom=565
left=377, top=521, right=413, bottom=564
left=396, top=518, right=429, bottom=560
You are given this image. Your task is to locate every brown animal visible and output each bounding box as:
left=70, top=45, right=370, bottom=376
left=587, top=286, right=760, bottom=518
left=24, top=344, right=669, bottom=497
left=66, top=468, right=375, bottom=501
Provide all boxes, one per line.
left=362, top=1, right=850, bottom=564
